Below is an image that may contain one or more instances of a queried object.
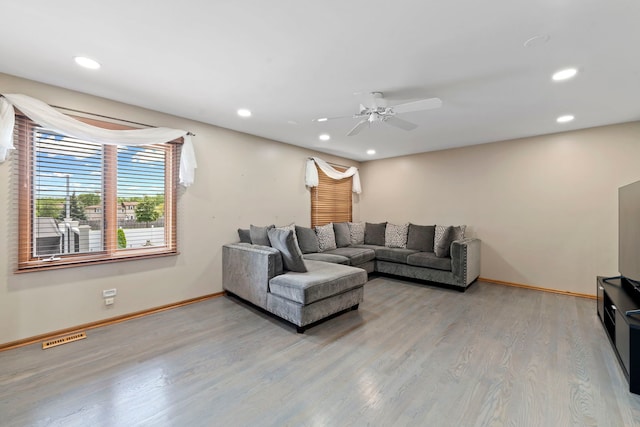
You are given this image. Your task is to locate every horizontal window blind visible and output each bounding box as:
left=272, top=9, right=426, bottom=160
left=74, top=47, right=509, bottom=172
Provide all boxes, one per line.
left=13, top=114, right=180, bottom=271
left=310, top=165, right=353, bottom=228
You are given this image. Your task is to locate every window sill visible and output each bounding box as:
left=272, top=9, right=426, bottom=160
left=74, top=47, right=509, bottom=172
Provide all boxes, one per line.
left=16, top=248, right=179, bottom=273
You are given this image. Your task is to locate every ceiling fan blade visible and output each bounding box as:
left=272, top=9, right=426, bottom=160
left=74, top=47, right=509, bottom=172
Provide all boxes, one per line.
left=391, top=97, right=442, bottom=114
left=313, top=114, right=353, bottom=122
left=384, top=116, right=418, bottom=131
left=347, top=118, right=369, bottom=136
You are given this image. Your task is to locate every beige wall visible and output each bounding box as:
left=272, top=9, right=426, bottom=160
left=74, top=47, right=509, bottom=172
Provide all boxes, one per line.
left=359, top=122, right=640, bottom=295
left=0, top=74, right=360, bottom=345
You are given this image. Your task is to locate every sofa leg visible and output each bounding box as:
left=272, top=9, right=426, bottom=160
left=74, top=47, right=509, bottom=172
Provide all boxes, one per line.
left=351, top=304, right=359, bottom=311
left=296, top=326, right=305, bottom=334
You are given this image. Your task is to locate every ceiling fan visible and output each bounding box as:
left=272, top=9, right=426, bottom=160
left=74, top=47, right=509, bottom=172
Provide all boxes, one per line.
left=315, top=92, right=442, bottom=136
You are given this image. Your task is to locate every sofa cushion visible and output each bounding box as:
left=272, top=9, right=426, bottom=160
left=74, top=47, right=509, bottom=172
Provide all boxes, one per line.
left=333, top=222, right=351, bottom=248
left=365, top=222, right=387, bottom=246
left=323, top=247, right=376, bottom=266
left=295, top=225, right=319, bottom=254
left=315, top=223, right=337, bottom=252
left=348, top=222, right=365, bottom=245
left=268, top=228, right=307, bottom=273
left=385, top=223, right=409, bottom=248
left=237, top=228, right=251, bottom=243
left=250, top=224, right=275, bottom=246
left=374, top=247, right=420, bottom=264
left=434, top=226, right=454, bottom=257
left=406, top=224, right=435, bottom=252
left=302, top=253, right=350, bottom=265
left=406, top=252, right=452, bottom=271
left=269, top=260, right=367, bottom=305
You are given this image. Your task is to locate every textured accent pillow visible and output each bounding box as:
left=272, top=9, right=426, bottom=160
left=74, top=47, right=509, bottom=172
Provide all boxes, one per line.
left=434, top=226, right=454, bottom=257
left=267, top=228, right=307, bottom=272
left=435, top=224, right=466, bottom=249
left=385, top=223, right=409, bottom=248
left=348, top=222, right=365, bottom=245
left=250, top=224, right=275, bottom=246
left=315, top=223, right=337, bottom=252
left=277, top=223, right=297, bottom=244
left=333, top=222, right=351, bottom=248
left=237, top=228, right=251, bottom=243
left=406, top=224, right=435, bottom=252
left=364, top=222, right=387, bottom=246
left=295, top=225, right=319, bottom=254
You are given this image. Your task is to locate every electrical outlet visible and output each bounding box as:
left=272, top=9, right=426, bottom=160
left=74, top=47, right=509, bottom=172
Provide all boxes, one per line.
left=104, top=297, right=115, bottom=306
left=102, top=289, right=117, bottom=298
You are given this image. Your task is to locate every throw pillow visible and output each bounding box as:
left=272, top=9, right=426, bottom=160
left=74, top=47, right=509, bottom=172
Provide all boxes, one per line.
left=237, top=228, right=251, bottom=244
left=434, top=226, right=454, bottom=257
left=364, top=222, right=387, bottom=246
left=267, top=228, right=307, bottom=272
left=406, top=224, right=435, bottom=252
left=295, top=225, right=319, bottom=254
left=385, top=223, right=409, bottom=248
left=333, top=222, right=351, bottom=248
left=250, top=224, right=275, bottom=246
left=315, top=223, right=337, bottom=252
left=435, top=224, right=466, bottom=249
left=348, top=222, right=365, bottom=245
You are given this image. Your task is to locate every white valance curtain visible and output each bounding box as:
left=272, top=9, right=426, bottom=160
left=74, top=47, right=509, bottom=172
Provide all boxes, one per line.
left=305, top=156, right=362, bottom=194
left=0, top=93, right=197, bottom=187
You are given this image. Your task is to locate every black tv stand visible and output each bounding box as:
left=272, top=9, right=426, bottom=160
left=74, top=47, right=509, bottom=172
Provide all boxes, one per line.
left=597, top=276, right=640, bottom=394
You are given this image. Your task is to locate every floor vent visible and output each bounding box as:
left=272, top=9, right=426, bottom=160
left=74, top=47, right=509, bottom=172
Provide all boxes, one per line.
left=42, top=332, right=87, bottom=350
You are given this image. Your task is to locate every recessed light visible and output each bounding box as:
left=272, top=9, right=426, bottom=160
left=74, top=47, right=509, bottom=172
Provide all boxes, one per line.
left=319, top=134, right=330, bottom=141
left=316, top=118, right=328, bottom=122
left=552, top=68, right=578, bottom=81
left=366, top=149, right=376, bottom=155
left=74, top=56, right=100, bottom=70
left=557, top=115, right=574, bottom=123
left=237, top=109, right=252, bottom=117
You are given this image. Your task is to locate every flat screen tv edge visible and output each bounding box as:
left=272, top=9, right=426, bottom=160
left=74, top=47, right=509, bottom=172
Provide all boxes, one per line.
left=619, top=179, right=640, bottom=305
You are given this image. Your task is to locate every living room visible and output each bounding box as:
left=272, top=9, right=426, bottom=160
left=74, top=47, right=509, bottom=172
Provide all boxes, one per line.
left=2, top=1, right=640, bottom=425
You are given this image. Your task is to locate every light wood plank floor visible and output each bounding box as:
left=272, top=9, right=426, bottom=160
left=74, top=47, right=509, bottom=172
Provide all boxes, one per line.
left=2, top=278, right=640, bottom=427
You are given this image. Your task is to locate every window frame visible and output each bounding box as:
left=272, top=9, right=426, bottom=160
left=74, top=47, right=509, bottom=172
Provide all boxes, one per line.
left=14, top=113, right=181, bottom=272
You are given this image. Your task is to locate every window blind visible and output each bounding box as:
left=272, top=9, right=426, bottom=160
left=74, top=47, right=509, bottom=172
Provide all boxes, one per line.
left=310, top=165, right=353, bottom=228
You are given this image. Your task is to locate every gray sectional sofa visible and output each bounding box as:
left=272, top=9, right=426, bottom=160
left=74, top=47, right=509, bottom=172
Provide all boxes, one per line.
left=297, top=222, right=481, bottom=290
left=223, top=221, right=480, bottom=332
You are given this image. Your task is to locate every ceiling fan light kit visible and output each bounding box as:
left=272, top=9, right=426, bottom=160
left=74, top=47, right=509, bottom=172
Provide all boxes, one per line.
left=316, top=92, right=442, bottom=136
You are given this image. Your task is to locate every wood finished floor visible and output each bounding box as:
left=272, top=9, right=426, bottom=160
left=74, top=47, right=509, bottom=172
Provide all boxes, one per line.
left=2, top=278, right=640, bottom=427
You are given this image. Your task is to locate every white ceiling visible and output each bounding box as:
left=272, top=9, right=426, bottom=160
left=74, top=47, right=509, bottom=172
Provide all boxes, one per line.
left=1, top=1, right=639, bottom=161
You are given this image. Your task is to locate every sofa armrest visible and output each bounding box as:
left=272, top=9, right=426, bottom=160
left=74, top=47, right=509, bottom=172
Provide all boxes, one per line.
left=222, top=243, right=283, bottom=309
left=450, top=238, right=481, bottom=286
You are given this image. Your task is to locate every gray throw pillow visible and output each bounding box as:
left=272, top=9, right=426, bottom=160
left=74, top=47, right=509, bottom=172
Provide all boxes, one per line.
left=364, top=222, right=387, bottom=246
left=348, top=222, right=365, bottom=245
left=406, top=224, right=435, bottom=252
left=434, top=226, right=454, bottom=258
left=250, top=224, right=274, bottom=246
left=333, top=222, right=351, bottom=248
left=435, top=224, right=466, bottom=249
left=237, top=228, right=251, bottom=243
left=267, top=228, right=307, bottom=272
left=295, top=225, right=319, bottom=254
left=315, top=223, right=337, bottom=252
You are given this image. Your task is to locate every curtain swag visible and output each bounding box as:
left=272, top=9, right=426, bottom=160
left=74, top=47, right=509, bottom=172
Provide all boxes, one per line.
left=305, top=157, right=361, bottom=194
left=0, top=93, right=197, bottom=187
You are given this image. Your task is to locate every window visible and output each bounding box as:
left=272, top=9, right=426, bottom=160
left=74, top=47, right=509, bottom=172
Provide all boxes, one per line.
left=310, top=165, right=353, bottom=228
left=14, top=114, right=181, bottom=271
